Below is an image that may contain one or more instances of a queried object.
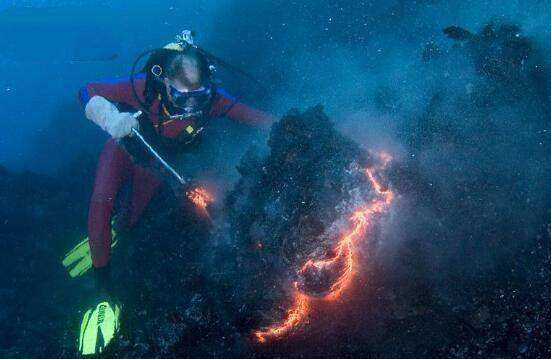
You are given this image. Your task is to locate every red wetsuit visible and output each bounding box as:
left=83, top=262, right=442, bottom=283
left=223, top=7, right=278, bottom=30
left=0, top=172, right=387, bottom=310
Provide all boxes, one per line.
left=79, top=75, right=274, bottom=268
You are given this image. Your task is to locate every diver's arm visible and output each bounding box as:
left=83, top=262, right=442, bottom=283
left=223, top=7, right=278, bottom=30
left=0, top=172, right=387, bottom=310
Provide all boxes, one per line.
left=211, top=88, right=276, bottom=129
left=78, top=75, right=146, bottom=109
left=78, top=76, right=145, bottom=138
left=85, top=96, right=138, bottom=139
left=227, top=102, right=276, bottom=129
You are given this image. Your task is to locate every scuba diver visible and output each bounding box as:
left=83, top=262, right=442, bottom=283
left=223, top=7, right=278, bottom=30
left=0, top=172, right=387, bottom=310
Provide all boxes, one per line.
left=62, top=31, right=275, bottom=356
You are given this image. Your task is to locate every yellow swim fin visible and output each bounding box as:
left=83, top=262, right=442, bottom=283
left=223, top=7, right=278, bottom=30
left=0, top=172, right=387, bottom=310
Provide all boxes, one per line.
left=62, top=229, right=117, bottom=278
left=78, top=301, right=121, bottom=356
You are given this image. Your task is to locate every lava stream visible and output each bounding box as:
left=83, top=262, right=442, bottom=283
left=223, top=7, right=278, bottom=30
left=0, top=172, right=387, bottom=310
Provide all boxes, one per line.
left=254, top=153, right=394, bottom=343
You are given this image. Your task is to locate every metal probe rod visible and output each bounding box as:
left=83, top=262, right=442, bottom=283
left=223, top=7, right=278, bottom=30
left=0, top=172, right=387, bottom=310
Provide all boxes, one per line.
left=130, top=127, right=187, bottom=185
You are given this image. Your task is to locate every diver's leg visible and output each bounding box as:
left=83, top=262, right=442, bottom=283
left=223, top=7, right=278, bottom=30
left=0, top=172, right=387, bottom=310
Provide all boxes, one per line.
left=88, top=139, right=133, bottom=268
left=127, top=165, right=162, bottom=228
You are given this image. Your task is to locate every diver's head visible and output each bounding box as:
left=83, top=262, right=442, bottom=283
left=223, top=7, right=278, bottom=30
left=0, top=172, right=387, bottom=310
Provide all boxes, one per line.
left=145, top=46, right=214, bottom=119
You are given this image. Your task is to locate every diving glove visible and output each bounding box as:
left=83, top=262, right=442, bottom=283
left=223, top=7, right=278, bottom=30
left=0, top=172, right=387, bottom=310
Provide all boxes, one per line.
left=85, top=96, right=138, bottom=139
left=78, top=300, right=121, bottom=356
left=62, top=229, right=117, bottom=278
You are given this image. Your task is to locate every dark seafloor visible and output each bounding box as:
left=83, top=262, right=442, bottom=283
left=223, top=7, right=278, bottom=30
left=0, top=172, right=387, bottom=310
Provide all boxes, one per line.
left=0, top=1, right=550, bottom=359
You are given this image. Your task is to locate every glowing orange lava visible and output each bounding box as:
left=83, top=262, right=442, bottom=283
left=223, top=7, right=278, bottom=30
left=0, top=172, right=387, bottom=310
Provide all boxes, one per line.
left=255, top=292, right=310, bottom=343
left=187, top=187, right=214, bottom=218
left=254, top=152, right=394, bottom=343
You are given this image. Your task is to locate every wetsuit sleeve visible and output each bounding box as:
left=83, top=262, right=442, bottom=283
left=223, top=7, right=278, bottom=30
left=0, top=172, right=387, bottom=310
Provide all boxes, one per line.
left=78, top=74, right=146, bottom=109
left=210, top=88, right=276, bottom=129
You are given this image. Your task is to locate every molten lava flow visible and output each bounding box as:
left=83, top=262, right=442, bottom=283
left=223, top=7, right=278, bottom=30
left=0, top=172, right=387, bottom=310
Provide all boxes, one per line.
left=254, top=152, right=394, bottom=343
left=255, top=292, right=310, bottom=343
left=187, top=186, right=214, bottom=218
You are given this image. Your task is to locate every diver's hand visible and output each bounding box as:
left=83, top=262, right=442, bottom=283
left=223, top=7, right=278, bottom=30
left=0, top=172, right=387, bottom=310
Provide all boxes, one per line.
left=105, top=112, right=138, bottom=139
left=85, top=95, right=138, bottom=139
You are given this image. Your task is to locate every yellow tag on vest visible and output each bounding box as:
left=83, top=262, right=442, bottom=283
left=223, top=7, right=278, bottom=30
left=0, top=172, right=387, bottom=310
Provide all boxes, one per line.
left=185, top=126, right=194, bottom=134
